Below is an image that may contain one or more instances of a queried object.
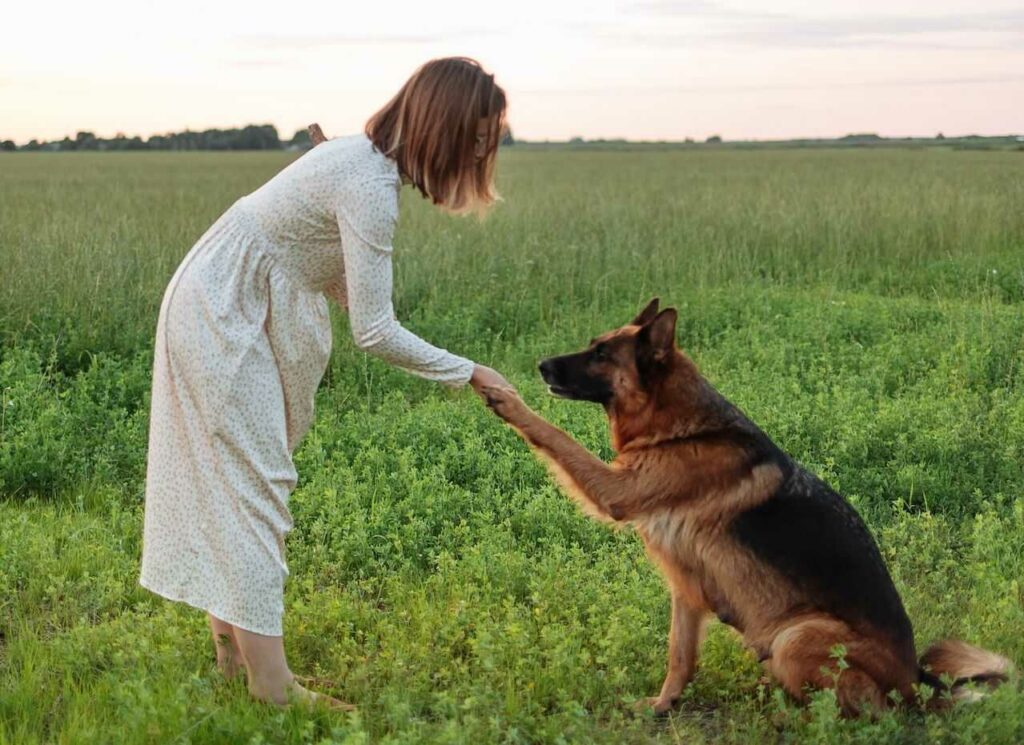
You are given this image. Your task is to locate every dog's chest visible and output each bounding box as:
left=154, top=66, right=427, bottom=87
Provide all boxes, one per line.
left=635, top=505, right=720, bottom=565
left=634, top=508, right=735, bottom=614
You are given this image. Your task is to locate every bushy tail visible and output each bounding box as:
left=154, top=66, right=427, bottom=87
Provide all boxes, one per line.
left=918, top=639, right=1013, bottom=706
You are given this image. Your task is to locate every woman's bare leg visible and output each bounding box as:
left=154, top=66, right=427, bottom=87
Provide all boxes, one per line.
left=208, top=613, right=245, bottom=679
left=231, top=626, right=354, bottom=710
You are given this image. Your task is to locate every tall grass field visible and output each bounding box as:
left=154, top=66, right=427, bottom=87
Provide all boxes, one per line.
left=1, top=148, right=1023, bottom=743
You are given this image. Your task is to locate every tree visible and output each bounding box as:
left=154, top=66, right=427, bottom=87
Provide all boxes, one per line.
left=500, top=126, right=514, bottom=146
left=290, top=128, right=312, bottom=148
left=75, top=131, right=98, bottom=150
left=1, top=140, right=15, bottom=152
left=706, top=135, right=722, bottom=144
left=839, top=133, right=882, bottom=143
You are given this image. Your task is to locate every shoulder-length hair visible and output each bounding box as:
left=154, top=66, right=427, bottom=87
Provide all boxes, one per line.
left=366, top=57, right=507, bottom=215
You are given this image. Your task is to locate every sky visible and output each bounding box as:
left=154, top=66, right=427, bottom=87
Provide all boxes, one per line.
left=2, top=0, right=1022, bottom=144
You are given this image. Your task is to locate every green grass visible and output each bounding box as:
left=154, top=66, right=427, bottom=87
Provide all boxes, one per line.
left=1, top=148, right=1023, bottom=743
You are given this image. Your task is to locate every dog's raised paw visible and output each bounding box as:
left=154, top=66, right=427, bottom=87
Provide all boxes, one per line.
left=481, top=385, right=527, bottom=421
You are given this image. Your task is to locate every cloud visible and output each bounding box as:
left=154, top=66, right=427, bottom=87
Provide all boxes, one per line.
left=627, top=0, right=724, bottom=14
left=612, top=4, right=1024, bottom=50
left=624, top=0, right=780, bottom=21
left=227, top=57, right=295, bottom=68
left=724, top=13, right=1023, bottom=49
left=234, top=9, right=1024, bottom=54
left=238, top=27, right=498, bottom=49
left=516, top=74, right=1024, bottom=96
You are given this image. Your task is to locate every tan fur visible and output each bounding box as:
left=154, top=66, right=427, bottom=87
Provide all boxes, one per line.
left=765, top=613, right=921, bottom=715
left=920, top=639, right=1012, bottom=694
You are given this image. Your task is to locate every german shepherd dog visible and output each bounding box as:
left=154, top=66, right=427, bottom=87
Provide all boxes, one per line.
left=482, top=299, right=1010, bottom=716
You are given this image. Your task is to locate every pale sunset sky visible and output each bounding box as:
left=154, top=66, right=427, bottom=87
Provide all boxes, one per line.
left=2, top=0, right=1022, bottom=144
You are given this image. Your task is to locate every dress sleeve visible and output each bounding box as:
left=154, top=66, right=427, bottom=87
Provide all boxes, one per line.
left=336, top=213, right=476, bottom=388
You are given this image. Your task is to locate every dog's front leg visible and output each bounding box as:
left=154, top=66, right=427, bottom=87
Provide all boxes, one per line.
left=483, top=386, right=641, bottom=521
left=641, top=594, right=706, bottom=714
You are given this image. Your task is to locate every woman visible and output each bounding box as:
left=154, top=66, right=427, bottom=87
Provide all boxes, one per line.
left=140, top=57, right=511, bottom=709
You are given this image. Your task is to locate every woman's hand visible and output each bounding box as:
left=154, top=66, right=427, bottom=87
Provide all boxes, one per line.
left=308, top=123, right=328, bottom=146
left=469, top=365, right=513, bottom=399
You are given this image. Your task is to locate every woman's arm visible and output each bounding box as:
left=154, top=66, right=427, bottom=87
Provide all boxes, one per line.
left=318, top=120, right=509, bottom=393
left=338, top=216, right=476, bottom=387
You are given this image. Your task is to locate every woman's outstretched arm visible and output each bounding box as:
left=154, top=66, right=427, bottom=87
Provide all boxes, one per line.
left=337, top=217, right=476, bottom=387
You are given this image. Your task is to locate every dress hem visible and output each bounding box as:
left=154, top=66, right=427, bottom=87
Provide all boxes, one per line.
left=139, top=576, right=284, bottom=638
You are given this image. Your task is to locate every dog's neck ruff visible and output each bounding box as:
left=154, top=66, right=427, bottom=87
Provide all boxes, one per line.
left=612, top=420, right=698, bottom=453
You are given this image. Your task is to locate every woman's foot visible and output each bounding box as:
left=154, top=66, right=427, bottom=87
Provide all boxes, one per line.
left=228, top=620, right=355, bottom=711
left=250, top=676, right=355, bottom=711
left=294, top=673, right=340, bottom=689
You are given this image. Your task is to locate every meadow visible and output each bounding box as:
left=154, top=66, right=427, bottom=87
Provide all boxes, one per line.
left=1, top=146, right=1023, bottom=744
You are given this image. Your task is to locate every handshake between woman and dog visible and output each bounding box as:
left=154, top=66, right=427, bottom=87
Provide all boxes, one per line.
left=482, top=298, right=1010, bottom=717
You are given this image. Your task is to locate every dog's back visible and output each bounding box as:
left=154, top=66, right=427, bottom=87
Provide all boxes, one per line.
left=628, top=388, right=923, bottom=707
left=722, top=416, right=918, bottom=668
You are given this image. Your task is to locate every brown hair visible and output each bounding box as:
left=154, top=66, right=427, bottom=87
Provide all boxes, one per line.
left=365, top=57, right=507, bottom=215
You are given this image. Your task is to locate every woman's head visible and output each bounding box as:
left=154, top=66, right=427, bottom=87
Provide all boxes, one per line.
left=366, top=57, right=506, bottom=215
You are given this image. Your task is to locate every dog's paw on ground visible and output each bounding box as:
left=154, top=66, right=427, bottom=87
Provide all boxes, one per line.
left=632, top=695, right=678, bottom=717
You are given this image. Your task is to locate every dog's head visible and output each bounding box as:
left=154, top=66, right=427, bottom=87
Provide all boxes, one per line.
left=538, top=298, right=695, bottom=416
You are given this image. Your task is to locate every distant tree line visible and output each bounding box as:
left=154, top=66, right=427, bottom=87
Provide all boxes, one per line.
left=3, top=125, right=300, bottom=152
left=532, top=132, right=1022, bottom=151
left=5, top=127, right=1017, bottom=153
left=2, top=124, right=517, bottom=152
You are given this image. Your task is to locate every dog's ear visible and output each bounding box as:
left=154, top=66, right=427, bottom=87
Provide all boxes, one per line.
left=639, top=308, right=678, bottom=361
left=631, top=297, right=660, bottom=326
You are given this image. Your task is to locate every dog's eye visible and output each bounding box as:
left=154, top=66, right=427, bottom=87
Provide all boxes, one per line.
left=593, top=344, right=610, bottom=362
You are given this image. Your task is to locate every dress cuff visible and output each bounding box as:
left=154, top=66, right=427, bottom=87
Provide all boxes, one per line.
left=444, top=357, right=477, bottom=389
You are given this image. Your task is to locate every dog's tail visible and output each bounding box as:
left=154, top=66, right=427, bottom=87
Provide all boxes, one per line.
left=917, top=639, right=1012, bottom=707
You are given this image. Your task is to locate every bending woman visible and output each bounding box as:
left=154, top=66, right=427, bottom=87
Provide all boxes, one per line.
left=140, top=57, right=510, bottom=708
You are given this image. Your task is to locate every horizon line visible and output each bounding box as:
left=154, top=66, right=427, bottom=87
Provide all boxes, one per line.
left=6, top=129, right=1023, bottom=149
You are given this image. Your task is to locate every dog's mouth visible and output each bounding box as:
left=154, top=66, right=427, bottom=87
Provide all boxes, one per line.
left=541, top=369, right=577, bottom=399
left=547, top=385, right=576, bottom=399
left=540, top=366, right=568, bottom=397
left=547, top=383, right=611, bottom=403
left=540, top=357, right=612, bottom=403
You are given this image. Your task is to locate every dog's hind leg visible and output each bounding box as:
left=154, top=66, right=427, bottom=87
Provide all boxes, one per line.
left=767, top=616, right=891, bottom=718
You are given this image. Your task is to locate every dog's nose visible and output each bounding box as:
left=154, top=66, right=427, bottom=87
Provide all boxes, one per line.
left=538, top=359, right=555, bottom=380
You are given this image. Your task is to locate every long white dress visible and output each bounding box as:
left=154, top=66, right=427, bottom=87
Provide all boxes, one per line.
left=140, top=134, right=475, bottom=636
